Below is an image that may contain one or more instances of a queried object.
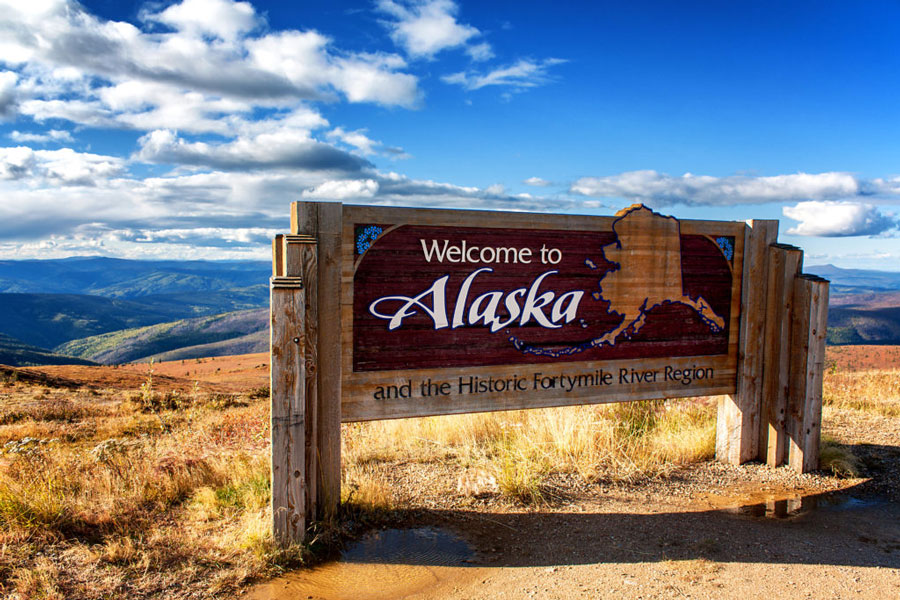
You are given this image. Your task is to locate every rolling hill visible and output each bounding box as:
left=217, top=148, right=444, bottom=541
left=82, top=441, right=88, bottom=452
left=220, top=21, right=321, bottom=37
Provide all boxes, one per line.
left=0, top=333, right=97, bottom=367
left=826, top=293, right=900, bottom=345
left=56, top=308, right=268, bottom=364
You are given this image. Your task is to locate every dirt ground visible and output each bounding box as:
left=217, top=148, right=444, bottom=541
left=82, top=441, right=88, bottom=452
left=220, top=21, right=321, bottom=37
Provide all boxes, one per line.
left=250, top=411, right=900, bottom=600
left=247, top=347, right=900, bottom=600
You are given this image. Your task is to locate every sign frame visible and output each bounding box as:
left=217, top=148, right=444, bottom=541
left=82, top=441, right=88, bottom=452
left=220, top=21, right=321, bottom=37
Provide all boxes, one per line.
left=339, top=203, right=746, bottom=422
left=269, top=201, right=829, bottom=545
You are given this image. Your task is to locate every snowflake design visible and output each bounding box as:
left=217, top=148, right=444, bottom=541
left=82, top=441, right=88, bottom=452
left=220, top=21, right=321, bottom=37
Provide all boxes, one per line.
left=356, top=225, right=383, bottom=255
left=716, top=236, right=734, bottom=262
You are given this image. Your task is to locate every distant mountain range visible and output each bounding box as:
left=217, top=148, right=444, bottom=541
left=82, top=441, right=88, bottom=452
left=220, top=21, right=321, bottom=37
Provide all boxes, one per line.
left=0, top=258, right=897, bottom=366
left=0, top=256, right=269, bottom=297
left=0, top=257, right=270, bottom=366
left=805, top=264, right=900, bottom=293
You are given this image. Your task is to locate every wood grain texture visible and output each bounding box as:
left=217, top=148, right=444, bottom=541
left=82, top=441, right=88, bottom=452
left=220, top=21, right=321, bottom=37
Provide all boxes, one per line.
left=292, top=201, right=342, bottom=519
left=760, top=244, right=803, bottom=466
left=316, top=202, right=342, bottom=517
left=340, top=204, right=745, bottom=422
left=787, top=275, right=829, bottom=473
left=716, top=219, right=777, bottom=465
left=294, top=238, right=319, bottom=521
left=270, top=277, right=306, bottom=546
left=272, top=234, right=284, bottom=278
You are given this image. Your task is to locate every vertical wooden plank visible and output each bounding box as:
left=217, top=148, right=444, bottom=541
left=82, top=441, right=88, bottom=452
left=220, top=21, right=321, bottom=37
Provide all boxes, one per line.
left=292, top=200, right=343, bottom=519
left=292, top=201, right=317, bottom=236
left=282, top=235, right=319, bottom=521
left=787, top=275, right=812, bottom=472
left=270, top=275, right=306, bottom=545
left=804, top=276, right=829, bottom=472
left=314, top=202, right=342, bottom=518
left=716, top=219, right=777, bottom=465
left=787, top=275, right=829, bottom=472
left=760, top=243, right=803, bottom=466
left=272, top=234, right=284, bottom=278
left=300, top=239, right=318, bottom=520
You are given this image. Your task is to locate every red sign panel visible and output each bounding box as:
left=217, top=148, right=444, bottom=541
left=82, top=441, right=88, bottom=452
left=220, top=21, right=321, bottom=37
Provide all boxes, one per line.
left=352, top=207, right=735, bottom=373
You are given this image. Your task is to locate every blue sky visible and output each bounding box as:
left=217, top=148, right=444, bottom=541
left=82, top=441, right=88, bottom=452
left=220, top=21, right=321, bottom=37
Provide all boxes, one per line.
left=1, top=0, right=899, bottom=269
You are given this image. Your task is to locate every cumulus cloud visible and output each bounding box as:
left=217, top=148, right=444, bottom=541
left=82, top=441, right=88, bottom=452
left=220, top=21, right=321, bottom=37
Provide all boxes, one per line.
left=326, top=127, right=381, bottom=156
left=145, top=0, right=260, bottom=42
left=570, top=170, right=864, bottom=206
left=0, top=0, right=421, bottom=112
left=0, top=146, right=123, bottom=185
left=369, top=171, right=572, bottom=212
left=0, top=0, right=572, bottom=259
left=136, top=129, right=372, bottom=173
left=0, top=71, right=18, bottom=118
left=442, top=58, right=566, bottom=91
left=783, top=201, right=898, bottom=237
left=524, top=176, right=550, bottom=187
left=377, top=0, right=484, bottom=59
left=9, top=129, right=73, bottom=143
left=115, top=226, right=277, bottom=247
left=302, top=179, right=379, bottom=200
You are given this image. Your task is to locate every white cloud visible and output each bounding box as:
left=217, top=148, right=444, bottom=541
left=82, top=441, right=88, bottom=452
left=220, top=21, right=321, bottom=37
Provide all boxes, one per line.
left=0, top=146, right=123, bottom=185
left=0, top=0, right=421, bottom=114
left=442, top=58, right=566, bottom=91
left=0, top=71, right=18, bottom=118
left=0, top=1, right=572, bottom=259
left=377, top=0, right=482, bottom=59
left=325, top=126, right=411, bottom=160
left=0, top=146, right=36, bottom=180
left=327, top=52, right=420, bottom=107
left=135, top=128, right=371, bottom=173
left=783, top=201, right=898, bottom=237
left=326, top=127, right=379, bottom=156
left=570, top=170, right=863, bottom=206
left=466, top=42, right=494, bottom=62
left=19, top=98, right=118, bottom=129
left=95, top=81, right=254, bottom=134
left=524, top=176, right=550, bottom=187
left=116, top=226, right=277, bottom=246
left=302, top=179, right=379, bottom=200
left=9, top=129, right=73, bottom=143
left=147, top=0, right=260, bottom=42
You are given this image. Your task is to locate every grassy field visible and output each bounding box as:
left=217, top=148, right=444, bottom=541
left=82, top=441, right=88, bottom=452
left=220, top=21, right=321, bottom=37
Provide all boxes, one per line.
left=0, top=351, right=896, bottom=598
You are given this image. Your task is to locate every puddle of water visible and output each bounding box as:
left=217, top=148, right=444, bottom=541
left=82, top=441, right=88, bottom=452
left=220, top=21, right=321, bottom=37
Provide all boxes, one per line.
left=703, top=486, right=880, bottom=520
left=247, top=527, right=474, bottom=600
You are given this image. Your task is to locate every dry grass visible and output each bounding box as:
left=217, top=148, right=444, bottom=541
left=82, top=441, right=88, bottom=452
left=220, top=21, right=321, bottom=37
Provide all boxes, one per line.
left=342, top=398, right=717, bottom=506
left=1, top=353, right=894, bottom=598
left=818, top=435, right=861, bottom=478
left=0, top=373, right=286, bottom=599
left=823, top=368, right=900, bottom=417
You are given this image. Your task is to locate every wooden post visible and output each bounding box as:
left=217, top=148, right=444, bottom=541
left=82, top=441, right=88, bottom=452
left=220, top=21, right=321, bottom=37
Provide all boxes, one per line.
left=292, top=201, right=342, bottom=520
left=271, top=232, right=318, bottom=545
left=716, top=219, right=777, bottom=464
left=786, top=274, right=829, bottom=472
left=270, top=272, right=306, bottom=545
left=760, top=243, right=803, bottom=466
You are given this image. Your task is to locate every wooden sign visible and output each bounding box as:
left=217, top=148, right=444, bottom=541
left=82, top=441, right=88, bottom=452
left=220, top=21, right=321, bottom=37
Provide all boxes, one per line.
left=342, top=203, right=745, bottom=421
left=270, top=201, right=829, bottom=545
